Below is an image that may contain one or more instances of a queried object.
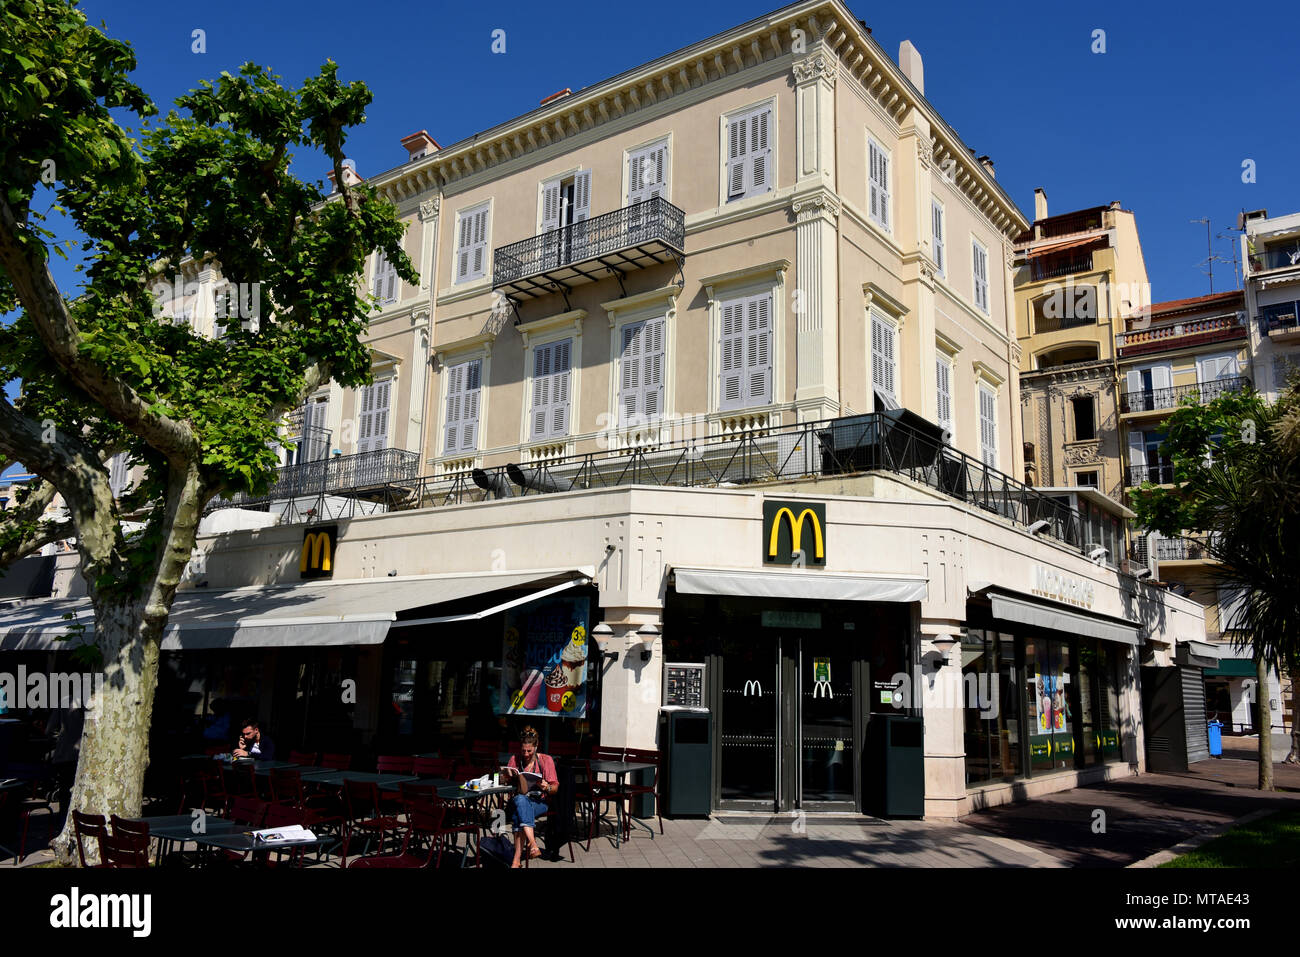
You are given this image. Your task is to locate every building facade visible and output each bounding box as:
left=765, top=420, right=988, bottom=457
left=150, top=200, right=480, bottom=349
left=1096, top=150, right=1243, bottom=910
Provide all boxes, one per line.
left=1014, top=194, right=1151, bottom=502
left=0, top=0, right=1209, bottom=818
left=1242, top=208, right=1300, bottom=400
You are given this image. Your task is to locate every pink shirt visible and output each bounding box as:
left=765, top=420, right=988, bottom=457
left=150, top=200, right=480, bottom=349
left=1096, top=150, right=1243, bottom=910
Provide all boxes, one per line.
left=507, top=752, right=558, bottom=789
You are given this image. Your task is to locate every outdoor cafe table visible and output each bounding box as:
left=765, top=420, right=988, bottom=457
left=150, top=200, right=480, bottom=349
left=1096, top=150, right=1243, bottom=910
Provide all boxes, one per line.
left=126, top=811, right=245, bottom=865
left=296, top=769, right=419, bottom=790
left=586, top=760, right=657, bottom=847
left=187, top=828, right=334, bottom=866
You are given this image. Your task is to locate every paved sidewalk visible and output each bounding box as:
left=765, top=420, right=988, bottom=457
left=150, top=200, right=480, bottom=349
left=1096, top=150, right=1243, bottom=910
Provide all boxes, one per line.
left=961, top=753, right=1300, bottom=868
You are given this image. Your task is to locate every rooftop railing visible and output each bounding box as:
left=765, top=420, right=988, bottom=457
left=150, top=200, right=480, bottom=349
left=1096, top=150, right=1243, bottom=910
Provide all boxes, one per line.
left=210, top=447, right=419, bottom=510
left=206, top=412, right=1119, bottom=559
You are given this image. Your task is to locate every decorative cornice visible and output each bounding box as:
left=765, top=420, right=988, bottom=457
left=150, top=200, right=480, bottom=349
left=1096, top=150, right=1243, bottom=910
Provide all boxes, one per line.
left=863, top=281, right=908, bottom=323
left=972, top=359, right=1006, bottom=387
left=601, top=284, right=681, bottom=324
left=792, top=54, right=836, bottom=85
left=517, top=308, right=587, bottom=347
left=699, top=258, right=792, bottom=295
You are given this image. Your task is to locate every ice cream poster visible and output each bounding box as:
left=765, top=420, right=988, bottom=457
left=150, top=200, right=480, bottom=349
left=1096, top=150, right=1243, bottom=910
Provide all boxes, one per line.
left=499, top=597, right=590, bottom=718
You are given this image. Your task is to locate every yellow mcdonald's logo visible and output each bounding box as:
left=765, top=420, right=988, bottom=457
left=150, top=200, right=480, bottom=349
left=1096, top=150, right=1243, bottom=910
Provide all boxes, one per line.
left=300, top=532, right=332, bottom=573
left=767, top=507, right=824, bottom=560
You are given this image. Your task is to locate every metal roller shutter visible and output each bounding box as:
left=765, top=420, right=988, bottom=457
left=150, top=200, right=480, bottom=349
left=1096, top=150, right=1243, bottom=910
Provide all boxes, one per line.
left=1181, top=666, right=1209, bottom=764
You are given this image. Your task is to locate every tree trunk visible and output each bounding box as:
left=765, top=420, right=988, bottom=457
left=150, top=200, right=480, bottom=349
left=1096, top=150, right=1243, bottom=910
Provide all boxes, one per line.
left=50, top=603, right=160, bottom=865
left=1287, top=665, right=1300, bottom=765
left=1257, top=653, right=1274, bottom=792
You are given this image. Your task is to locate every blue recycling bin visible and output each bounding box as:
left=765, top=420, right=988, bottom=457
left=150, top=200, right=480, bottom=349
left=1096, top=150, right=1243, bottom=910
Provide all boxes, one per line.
left=1208, top=719, right=1223, bottom=758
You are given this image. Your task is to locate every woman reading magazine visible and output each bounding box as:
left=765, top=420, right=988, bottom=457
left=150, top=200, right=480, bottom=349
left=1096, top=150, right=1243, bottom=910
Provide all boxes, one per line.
left=501, top=726, right=559, bottom=868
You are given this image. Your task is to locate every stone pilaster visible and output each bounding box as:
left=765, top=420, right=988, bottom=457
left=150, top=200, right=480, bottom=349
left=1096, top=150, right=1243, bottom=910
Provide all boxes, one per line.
left=791, top=190, right=841, bottom=421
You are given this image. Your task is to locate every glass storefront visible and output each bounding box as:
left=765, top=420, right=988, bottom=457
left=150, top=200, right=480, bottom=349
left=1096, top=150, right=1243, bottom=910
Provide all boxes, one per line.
left=963, top=609, right=1125, bottom=787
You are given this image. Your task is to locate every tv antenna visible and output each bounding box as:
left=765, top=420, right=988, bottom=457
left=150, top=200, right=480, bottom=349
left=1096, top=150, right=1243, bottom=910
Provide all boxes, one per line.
left=1191, top=218, right=1238, bottom=294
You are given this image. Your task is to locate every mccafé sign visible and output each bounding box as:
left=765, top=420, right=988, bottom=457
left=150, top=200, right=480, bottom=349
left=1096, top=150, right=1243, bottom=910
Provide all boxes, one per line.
left=1031, top=564, right=1095, bottom=609
left=300, top=525, right=338, bottom=580
left=763, top=500, right=826, bottom=566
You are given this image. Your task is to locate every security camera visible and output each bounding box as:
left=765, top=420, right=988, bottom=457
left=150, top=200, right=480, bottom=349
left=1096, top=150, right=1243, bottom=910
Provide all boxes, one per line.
left=1133, top=568, right=1152, bottom=579
left=1089, top=546, right=1108, bottom=561
left=1027, top=520, right=1050, bottom=535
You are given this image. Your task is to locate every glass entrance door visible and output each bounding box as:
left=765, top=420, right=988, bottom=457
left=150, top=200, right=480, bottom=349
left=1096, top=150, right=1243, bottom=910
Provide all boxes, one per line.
left=799, top=640, right=857, bottom=808
left=716, top=633, right=779, bottom=809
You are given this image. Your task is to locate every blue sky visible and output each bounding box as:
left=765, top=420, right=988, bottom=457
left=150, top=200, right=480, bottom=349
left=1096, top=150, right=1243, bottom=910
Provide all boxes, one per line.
left=5, top=0, right=1298, bottom=476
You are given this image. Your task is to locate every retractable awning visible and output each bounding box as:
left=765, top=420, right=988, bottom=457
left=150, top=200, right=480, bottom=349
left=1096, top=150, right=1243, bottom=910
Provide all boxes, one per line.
left=1024, top=235, right=1107, bottom=258
left=976, top=587, right=1140, bottom=646
left=0, top=567, right=593, bottom=651
left=672, top=566, right=927, bottom=603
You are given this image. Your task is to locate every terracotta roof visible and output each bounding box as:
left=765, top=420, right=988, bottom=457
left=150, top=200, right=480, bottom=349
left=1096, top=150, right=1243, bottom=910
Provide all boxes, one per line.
left=1148, top=290, right=1243, bottom=317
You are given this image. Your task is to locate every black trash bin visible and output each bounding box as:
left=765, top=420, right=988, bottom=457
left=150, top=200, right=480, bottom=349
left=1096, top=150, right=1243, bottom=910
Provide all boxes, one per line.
left=865, top=714, right=924, bottom=818
left=658, top=708, right=711, bottom=817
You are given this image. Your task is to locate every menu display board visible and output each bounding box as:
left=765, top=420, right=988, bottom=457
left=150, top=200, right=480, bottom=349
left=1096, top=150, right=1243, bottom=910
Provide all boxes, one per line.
left=664, top=663, right=706, bottom=708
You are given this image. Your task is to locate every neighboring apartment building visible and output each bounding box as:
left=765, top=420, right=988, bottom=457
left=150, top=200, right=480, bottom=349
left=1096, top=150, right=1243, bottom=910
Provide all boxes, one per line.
left=1242, top=208, right=1300, bottom=400
left=1014, top=193, right=1151, bottom=503
left=1, top=1, right=1209, bottom=817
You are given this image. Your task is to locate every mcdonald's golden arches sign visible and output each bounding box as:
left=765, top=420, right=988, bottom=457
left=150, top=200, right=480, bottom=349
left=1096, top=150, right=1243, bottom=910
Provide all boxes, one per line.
left=300, top=525, right=338, bottom=579
left=762, top=501, right=826, bottom=566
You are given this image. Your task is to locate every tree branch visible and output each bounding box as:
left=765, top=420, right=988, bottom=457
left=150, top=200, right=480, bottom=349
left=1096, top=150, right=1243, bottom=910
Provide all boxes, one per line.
left=0, top=196, right=200, bottom=468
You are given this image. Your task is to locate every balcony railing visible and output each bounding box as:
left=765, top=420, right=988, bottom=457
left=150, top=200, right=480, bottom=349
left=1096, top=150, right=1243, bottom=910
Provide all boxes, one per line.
left=286, top=425, right=332, bottom=465
left=1257, top=302, right=1300, bottom=338
left=1038, top=210, right=1105, bottom=240
left=493, top=196, right=685, bottom=301
left=1155, top=535, right=1217, bottom=562
left=1127, top=462, right=1175, bottom=486
left=211, top=447, right=419, bottom=510
left=1248, top=246, right=1300, bottom=274
left=206, top=412, right=1126, bottom=559
left=1116, top=313, right=1246, bottom=357
left=1120, top=376, right=1250, bottom=413
left=1030, top=252, right=1094, bottom=282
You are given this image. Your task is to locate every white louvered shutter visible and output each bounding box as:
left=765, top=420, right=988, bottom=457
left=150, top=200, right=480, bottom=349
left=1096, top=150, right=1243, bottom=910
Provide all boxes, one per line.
left=358, top=379, right=392, bottom=453
left=444, top=363, right=464, bottom=453
left=744, top=294, right=772, bottom=405
left=727, top=114, right=748, bottom=200
left=572, top=171, right=591, bottom=222
left=532, top=343, right=552, bottom=439
left=541, top=181, right=562, bottom=233
left=973, top=242, right=989, bottom=313
left=643, top=316, right=665, bottom=420
left=979, top=385, right=997, bottom=467
left=621, top=322, right=643, bottom=425
left=869, top=139, right=890, bottom=230
left=456, top=213, right=473, bottom=282
left=371, top=252, right=397, bottom=303
left=719, top=299, right=746, bottom=410
left=932, top=201, right=945, bottom=275
left=936, top=358, right=952, bottom=436
left=469, top=207, right=488, bottom=280
left=550, top=339, right=571, bottom=437
left=1128, top=430, right=1145, bottom=482
left=871, top=312, right=896, bottom=402
left=748, top=108, right=771, bottom=197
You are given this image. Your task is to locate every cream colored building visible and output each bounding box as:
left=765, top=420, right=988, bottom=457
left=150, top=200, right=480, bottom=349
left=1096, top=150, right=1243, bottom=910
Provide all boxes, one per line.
left=1015, top=194, right=1150, bottom=503
left=1, top=0, right=1209, bottom=818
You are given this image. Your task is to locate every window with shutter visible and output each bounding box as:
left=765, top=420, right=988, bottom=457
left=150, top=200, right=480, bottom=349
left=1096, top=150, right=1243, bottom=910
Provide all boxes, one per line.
left=455, top=204, right=490, bottom=283
left=973, top=241, right=989, bottom=314
left=531, top=340, right=572, bottom=439
left=871, top=311, right=897, bottom=403
left=979, top=384, right=997, bottom=466
left=620, top=322, right=643, bottom=425
left=358, top=378, right=392, bottom=453
left=936, top=357, right=952, bottom=437
left=541, top=181, right=561, bottom=233
left=719, top=299, right=746, bottom=410
left=371, top=251, right=398, bottom=304
left=725, top=105, right=773, bottom=202
left=1197, top=352, right=1239, bottom=382
left=868, top=138, right=891, bottom=231
left=444, top=359, right=481, bottom=454
left=629, top=142, right=669, bottom=204
left=931, top=200, right=945, bottom=276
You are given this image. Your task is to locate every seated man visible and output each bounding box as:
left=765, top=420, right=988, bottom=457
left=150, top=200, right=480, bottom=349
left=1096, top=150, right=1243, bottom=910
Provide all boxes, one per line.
left=232, top=718, right=275, bottom=761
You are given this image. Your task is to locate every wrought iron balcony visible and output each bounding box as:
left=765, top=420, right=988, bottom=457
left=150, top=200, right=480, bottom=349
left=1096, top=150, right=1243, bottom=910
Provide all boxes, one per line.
left=1030, top=252, right=1094, bottom=282
left=1120, top=376, right=1250, bottom=414
left=1127, top=462, right=1175, bottom=486
left=493, top=196, right=685, bottom=302
left=1155, top=535, right=1217, bottom=563
left=1257, top=302, right=1300, bottom=340
left=210, top=447, right=419, bottom=510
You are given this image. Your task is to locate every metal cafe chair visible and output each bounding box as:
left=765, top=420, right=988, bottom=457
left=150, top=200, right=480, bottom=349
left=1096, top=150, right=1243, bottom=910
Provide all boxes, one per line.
left=411, top=756, right=457, bottom=779
left=618, top=748, right=664, bottom=839
left=342, top=780, right=402, bottom=860
left=101, top=831, right=150, bottom=868
left=71, top=810, right=111, bottom=868
left=348, top=802, right=448, bottom=869
left=320, top=752, right=352, bottom=771
left=376, top=755, right=414, bottom=775
left=288, top=750, right=319, bottom=766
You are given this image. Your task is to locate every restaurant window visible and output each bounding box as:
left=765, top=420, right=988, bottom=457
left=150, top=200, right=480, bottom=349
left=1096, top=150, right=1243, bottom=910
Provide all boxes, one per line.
left=1024, top=638, right=1075, bottom=774
left=962, top=629, right=1021, bottom=786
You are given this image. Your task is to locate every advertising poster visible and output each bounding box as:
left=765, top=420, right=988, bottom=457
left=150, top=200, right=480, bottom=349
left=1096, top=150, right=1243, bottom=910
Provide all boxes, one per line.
left=499, top=597, right=590, bottom=718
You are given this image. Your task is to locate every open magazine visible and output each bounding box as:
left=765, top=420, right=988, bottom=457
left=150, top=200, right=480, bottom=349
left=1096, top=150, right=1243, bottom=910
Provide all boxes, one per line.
left=252, top=824, right=317, bottom=845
